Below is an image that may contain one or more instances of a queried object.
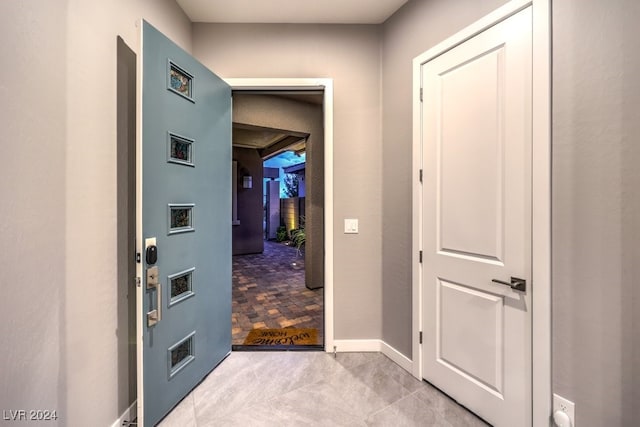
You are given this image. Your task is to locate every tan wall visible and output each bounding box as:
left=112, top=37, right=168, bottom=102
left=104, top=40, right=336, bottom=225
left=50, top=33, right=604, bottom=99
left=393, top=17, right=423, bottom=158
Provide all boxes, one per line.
left=1, top=1, right=192, bottom=426
left=281, top=197, right=304, bottom=233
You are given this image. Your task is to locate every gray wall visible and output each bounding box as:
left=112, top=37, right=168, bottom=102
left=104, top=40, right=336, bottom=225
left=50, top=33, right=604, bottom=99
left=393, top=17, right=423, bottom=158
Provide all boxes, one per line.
left=382, top=0, right=640, bottom=425
left=0, top=1, right=67, bottom=421
left=0, top=1, right=193, bottom=425
left=4, top=1, right=639, bottom=425
left=221, top=66, right=372, bottom=335
left=380, top=0, right=508, bottom=358
left=552, top=0, right=640, bottom=425
left=64, top=3, right=191, bottom=424
left=116, top=35, right=138, bottom=416
left=233, top=147, right=265, bottom=255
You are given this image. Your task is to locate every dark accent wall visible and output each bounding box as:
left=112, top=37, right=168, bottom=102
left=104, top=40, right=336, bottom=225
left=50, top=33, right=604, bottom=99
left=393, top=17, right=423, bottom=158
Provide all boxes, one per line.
left=233, top=147, right=264, bottom=255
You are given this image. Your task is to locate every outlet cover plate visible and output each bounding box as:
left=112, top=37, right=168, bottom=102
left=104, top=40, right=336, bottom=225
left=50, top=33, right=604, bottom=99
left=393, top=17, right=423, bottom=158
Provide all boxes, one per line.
left=553, top=393, right=575, bottom=426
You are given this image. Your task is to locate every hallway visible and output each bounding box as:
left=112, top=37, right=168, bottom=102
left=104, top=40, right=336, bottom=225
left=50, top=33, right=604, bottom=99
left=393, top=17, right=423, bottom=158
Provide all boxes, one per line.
left=159, top=351, right=488, bottom=426
left=232, top=240, right=324, bottom=345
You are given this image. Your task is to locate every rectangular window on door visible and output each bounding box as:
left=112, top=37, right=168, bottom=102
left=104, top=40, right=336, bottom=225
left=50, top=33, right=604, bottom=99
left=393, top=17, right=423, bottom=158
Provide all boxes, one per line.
left=167, top=132, right=194, bottom=167
left=167, top=60, right=194, bottom=102
left=168, top=267, right=195, bottom=306
left=168, top=204, right=194, bottom=234
left=168, top=331, right=195, bottom=379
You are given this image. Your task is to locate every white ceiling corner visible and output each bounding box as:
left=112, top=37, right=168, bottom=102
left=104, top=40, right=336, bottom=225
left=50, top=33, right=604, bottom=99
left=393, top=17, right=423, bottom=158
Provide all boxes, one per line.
left=176, top=0, right=409, bottom=24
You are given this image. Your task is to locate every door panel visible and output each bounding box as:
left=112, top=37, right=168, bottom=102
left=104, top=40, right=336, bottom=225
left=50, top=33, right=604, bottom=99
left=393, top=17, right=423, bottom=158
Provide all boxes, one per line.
left=422, top=7, right=532, bottom=427
left=438, top=280, right=503, bottom=395
left=140, top=21, right=231, bottom=426
left=438, top=47, right=503, bottom=261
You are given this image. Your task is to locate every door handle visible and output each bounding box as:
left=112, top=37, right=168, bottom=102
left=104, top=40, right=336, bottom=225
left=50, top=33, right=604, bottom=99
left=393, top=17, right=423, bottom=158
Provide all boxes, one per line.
left=146, top=266, right=162, bottom=327
left=492, top=277, right=526, bottom=292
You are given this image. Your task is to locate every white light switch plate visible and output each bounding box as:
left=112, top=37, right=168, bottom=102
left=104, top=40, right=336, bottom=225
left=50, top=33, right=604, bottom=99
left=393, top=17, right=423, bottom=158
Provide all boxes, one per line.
left=344, top=218, right=358, bottom=234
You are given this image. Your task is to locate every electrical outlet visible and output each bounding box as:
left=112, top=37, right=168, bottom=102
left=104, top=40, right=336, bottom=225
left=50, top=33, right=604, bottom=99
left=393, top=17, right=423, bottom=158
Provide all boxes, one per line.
left=553, top=394, right=575, bottom=426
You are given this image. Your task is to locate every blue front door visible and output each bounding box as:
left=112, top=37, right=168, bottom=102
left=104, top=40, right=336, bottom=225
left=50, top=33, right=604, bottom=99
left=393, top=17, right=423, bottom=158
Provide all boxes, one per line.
left=140, top=21, right=231, bottom=426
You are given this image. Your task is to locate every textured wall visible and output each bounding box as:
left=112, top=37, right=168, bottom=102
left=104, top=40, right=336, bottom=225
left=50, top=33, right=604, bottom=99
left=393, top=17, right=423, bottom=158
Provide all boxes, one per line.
left=63, top=3, right=192, bottom=424
left=196, top=22, right=385, bottom=338
left=380, top=0, right=508, bottom=357
left=7, top=1, right=638, bottom=424
left=0, top=1, right=192, bottom=426
left=0, top=1, right=67, bottom=422
left=233, top=147, right=265, bottom=255
left=552, top=0, right=640, bottom=425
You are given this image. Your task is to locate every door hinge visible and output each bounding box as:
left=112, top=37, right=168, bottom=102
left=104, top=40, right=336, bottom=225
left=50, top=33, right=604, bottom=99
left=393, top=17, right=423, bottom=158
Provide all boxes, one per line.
left=419, top=250, right=423, bottom=263
left=419, top=331, right=423, bottom=344
left=420, top=87, right=423, bottom=102
left=419, top=169, right=423, bottom=183
left=136, top=252, right=141, bottom=263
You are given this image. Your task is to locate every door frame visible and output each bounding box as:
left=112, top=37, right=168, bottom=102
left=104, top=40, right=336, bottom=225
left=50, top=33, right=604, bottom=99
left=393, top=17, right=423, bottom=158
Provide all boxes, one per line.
left=411, top=0, right=551, bottom=425
left=225, top=78, right=334, bottom=352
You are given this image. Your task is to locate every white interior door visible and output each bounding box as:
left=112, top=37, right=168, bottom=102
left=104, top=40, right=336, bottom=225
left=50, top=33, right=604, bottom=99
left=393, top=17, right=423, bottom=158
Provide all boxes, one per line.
left=138, top=21, right=231, bottom=426
left=420, top=7, right=532, bottom=426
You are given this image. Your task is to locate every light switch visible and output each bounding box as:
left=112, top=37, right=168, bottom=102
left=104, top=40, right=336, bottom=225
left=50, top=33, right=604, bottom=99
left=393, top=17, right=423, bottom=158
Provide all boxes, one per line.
left=344, top=219, right=359, bottom=234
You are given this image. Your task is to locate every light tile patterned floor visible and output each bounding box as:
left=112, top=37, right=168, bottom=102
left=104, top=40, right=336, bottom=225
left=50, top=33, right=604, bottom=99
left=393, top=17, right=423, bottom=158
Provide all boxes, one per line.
left=232, top=240, right=324, bottom=345
left=159, top=352, right=489, bottom=426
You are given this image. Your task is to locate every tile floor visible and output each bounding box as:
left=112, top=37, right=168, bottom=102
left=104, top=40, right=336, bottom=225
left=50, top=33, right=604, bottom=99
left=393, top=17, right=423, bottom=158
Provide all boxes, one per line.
left=232, top=240, right=324, bottom=345
left=159, top=351, right=489, bottom=426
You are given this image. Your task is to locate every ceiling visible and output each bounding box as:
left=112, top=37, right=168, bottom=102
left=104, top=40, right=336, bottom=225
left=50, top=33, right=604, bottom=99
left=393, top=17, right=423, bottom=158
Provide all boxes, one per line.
left=232, top=92, right=322, bottom=159
left=176, top=0, right=408, bottom=24
left=233, top=123, right=308, bottom=160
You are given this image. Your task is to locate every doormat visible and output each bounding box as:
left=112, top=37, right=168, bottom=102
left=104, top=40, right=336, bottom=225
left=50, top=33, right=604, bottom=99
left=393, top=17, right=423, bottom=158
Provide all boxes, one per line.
left=243, top=328, right=318, bottom=346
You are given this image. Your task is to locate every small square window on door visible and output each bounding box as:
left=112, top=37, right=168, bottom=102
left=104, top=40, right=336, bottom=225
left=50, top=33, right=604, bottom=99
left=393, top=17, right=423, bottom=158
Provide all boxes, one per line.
left=168, top=204, right=195, bottom=235
left=167, top=60, right=194, bottom=102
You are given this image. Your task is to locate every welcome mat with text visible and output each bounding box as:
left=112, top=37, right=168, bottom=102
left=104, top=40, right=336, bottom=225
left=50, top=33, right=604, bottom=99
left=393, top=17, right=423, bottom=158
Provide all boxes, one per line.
left=243, top=328, right=318, bottom=346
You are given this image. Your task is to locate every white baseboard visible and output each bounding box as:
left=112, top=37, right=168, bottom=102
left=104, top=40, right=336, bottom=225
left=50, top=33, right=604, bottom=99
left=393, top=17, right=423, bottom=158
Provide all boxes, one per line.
left=332, top=339, right=381, bottom=353
left=332, top=339, right=413, bottom=375
left=111, top=400, right=136, bottom=427
left=380, top=340, right=413, bottom=373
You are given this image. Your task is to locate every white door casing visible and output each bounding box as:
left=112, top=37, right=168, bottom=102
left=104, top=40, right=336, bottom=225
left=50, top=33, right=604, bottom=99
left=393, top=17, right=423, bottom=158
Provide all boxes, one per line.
left=423, top=6, right=531, bottom=425
left=225, top=78, right=335, bottom=352
left=412, top=1, right=551, bottom=425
